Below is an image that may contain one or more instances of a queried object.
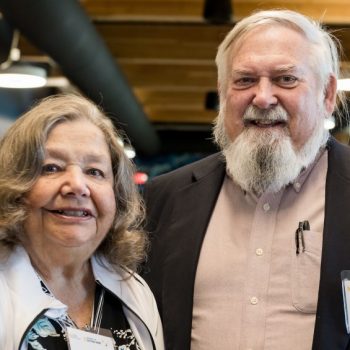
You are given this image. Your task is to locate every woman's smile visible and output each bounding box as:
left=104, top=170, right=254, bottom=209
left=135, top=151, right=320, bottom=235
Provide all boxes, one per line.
left=24, top=119, right=116, bottom=251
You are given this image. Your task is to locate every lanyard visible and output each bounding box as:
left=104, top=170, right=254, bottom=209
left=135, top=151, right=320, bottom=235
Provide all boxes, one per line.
left=67, top=287, right=114, bottom=349
left=35, top=270, right=105, bottom=333
left=88, top=287, right=105, bottom=333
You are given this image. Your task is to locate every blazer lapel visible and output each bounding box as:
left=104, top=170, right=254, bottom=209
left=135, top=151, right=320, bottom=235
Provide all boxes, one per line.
left=161, top=156, right=226, bottom=349
left=313, top=139, right=350, bottom=349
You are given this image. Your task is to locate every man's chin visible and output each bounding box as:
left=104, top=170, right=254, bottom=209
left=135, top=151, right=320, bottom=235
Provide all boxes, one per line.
left=224, top=130, right=301, bottom=196
left=243, top=124, right=287, bottom=138
left=224, top=121, right=327, bottom=196
left=245, top=123, right=287, bottom=132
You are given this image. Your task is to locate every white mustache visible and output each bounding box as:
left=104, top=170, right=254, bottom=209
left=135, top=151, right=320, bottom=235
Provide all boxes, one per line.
left=243, top=105, right=289, bottom=122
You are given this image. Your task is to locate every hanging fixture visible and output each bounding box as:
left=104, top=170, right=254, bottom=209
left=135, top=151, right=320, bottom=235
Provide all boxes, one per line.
left=203, top=0, right=232, bottom=23
left=0, top=30, right=47, bottom=88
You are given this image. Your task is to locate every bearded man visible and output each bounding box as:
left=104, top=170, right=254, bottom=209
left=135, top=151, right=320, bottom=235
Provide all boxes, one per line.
left=142, top=9, right=350, bottom=350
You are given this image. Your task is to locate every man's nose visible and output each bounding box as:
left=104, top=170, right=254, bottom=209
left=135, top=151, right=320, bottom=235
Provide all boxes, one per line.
left=60, top=167, right=90, bottom=197
left=252, top=79, right=278, bottom=109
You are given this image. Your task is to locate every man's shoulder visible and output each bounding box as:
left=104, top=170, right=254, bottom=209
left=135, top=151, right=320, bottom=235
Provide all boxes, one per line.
left=328, top=137, right=350, bottom=154
left=328, top=137, right=350, bottom=174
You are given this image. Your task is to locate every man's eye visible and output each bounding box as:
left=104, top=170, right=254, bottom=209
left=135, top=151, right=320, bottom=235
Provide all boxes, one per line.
left=232, top=77, right=256, bottom=89
left=87, top=168, right=105, bottom=178
left=274, top=75, right=298, bottom=87
left=42, top=164, right=60, bottom=174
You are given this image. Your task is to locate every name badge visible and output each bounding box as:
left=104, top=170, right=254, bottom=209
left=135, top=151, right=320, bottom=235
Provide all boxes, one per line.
left=67, top=326, right=115, bottom=350
left=341, top=271, right=350, bottom=333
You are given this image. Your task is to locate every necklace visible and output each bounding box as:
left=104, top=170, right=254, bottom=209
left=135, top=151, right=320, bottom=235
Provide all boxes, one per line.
left=83, top=287, right=105, bottom=333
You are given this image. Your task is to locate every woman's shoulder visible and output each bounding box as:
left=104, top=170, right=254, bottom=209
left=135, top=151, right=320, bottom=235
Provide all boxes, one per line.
left=92, top=255, right=155, bottom=301
left=92, top=256, right=162, bottom=341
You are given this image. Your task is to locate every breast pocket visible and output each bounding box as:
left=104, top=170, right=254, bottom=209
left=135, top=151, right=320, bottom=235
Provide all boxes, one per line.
left=291, top=230, right=322, bottom=313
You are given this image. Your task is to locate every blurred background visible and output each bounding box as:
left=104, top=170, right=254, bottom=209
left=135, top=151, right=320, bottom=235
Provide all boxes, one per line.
left=0, top=0, right=350, bottom=184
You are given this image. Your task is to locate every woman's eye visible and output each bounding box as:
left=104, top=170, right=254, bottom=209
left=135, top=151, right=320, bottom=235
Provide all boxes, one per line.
left=42, top=164, right=60, bottom=174
left=87, top=168, right=105, bottom=178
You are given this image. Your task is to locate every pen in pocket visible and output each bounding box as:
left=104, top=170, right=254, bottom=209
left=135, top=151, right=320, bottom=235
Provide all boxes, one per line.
left=295, top=220, right=310, bottom=255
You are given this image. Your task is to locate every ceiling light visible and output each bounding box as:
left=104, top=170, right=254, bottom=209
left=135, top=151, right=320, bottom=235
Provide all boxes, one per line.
left=116, top=137, right=135, bottom=158
left=0, top=28, right=47, bottom=89
left=337, top=79, right=350, bottom=91
left=324, top=115, right=336, bottom=130
left=124, top=145, right=136, bottom=159
left=134, top=172, right=149, bottom=185
left=0, top=64, right=47, bottom=88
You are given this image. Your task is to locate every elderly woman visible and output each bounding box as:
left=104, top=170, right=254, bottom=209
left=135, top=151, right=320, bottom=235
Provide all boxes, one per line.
left=0, top=94, right=164, bottom=350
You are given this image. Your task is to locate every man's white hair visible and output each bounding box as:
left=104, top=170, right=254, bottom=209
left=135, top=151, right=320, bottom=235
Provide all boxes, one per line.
left=213, top=9, right=346, bottom=151
left=215, top=9, right=341, bottom=101
left=211, top=10, right=346, bottom=195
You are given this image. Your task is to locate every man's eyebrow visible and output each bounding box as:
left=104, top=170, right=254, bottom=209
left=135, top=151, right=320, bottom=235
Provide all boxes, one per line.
left=231, top=65, right=300, bottom=76
left=231, top=69, right=255, bottom=76
left=273, top=65, right=299, bottom=73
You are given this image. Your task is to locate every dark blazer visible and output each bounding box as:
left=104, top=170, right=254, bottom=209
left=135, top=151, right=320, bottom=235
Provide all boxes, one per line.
left=142, top=137, right=350, bottom=350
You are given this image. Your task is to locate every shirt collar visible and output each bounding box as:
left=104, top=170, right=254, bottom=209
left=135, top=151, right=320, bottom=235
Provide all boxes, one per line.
left=291, top=147, right=327, bottom=193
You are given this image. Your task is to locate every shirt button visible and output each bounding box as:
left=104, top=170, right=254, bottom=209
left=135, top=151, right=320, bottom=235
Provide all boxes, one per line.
left=250, top=297, right=258, bottom=305
left=263, top=203, right=270, bottom=211
left=255, top=248, right=263, bottom=256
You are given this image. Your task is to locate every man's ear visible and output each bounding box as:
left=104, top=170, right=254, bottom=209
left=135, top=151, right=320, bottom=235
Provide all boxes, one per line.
left=324, top=74, right=337, bottom=115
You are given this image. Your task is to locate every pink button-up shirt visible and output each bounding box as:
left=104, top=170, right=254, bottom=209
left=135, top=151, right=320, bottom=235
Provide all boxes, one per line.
left=191, top=150, right=327, bottom=350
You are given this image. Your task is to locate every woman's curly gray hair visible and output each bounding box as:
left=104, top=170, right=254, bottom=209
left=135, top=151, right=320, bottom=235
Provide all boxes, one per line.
left=0, top=93, right=147, bottom=272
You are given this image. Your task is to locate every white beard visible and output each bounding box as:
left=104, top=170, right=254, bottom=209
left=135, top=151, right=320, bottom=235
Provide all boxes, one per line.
left=221, top=105, right=329, bottom=196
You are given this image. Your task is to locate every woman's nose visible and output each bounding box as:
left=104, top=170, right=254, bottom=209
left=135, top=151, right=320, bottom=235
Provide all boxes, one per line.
left=60, top=167, right=90, bottom=197
left=252, top=79, right=278, bottom=109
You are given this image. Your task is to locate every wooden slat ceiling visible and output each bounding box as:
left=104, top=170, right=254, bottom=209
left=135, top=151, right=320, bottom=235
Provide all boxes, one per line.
left=18, top=0, right=350, bottom=131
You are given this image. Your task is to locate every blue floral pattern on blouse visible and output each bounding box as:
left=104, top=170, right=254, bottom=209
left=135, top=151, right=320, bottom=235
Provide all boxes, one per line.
left=24, top=279, right=140, bottom=350
left=26, top=317, right=60, bottom=349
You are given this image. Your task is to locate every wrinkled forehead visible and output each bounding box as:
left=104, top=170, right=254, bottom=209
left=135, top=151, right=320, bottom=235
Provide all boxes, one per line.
left=226, top=23, right=319, bottom=79
left=229, top=22, right=308, bottom=57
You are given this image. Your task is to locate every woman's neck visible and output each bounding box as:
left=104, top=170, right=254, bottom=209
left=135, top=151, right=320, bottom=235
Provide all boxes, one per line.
left=25, top=244, right=97, bottom=329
